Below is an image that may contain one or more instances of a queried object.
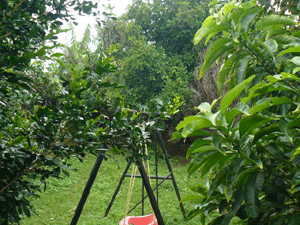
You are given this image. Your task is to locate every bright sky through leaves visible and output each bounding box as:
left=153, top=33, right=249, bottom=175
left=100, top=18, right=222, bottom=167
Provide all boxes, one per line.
left=59, top=0, right=132, bottom=44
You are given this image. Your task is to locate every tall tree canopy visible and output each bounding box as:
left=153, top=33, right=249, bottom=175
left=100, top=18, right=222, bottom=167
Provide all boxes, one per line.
left=97, top=0, right=210, bottom=109
left=124, top=0, right=209, bottom=72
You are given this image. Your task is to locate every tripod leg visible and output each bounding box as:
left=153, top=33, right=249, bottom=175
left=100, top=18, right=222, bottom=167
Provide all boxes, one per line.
left=156, top=130, right=186, bottom=218
left=154, top=131, right=159, bottom=204
left=71, top=151, right=106, bottom=225
left=142, top=182, right=145, bottom=216
left=135, top=156, right=165, bottom=225
left=104, top=159, right=132, bottom=217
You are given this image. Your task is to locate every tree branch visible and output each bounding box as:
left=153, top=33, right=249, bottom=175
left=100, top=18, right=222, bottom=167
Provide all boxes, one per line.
left=0, top=0, right=25, bottom=27
left=0, top=159, right=39, bottom=193
left=0, top=31, right=12, bottom=40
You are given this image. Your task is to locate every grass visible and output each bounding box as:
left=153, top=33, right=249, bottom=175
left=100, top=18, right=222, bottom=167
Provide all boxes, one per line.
left=21, top=153, right=203, bottom=225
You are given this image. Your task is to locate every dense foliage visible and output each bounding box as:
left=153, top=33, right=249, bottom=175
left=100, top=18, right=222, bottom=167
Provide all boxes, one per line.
left=124, top=0, right=209, bottom=72
left=176, top=0, right=300, bottom=224
left=97, top=0, right=210, bottom=109
left=0, top=1, right=170, bottom=224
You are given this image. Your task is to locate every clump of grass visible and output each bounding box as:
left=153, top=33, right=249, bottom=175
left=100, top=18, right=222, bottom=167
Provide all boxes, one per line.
left=21, top=153, right=202, bottom=225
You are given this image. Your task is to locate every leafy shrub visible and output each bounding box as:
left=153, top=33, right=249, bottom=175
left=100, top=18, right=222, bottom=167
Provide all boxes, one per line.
left=176, top=1, right=300, bottom=224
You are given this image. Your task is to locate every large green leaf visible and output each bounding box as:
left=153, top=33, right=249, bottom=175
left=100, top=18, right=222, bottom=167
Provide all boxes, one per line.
left=176, top=115, right=212, bottom=131
left=291, top=147, right=300, bottom=162
left=279, top=120, right=293, bottom=143
left=235, top=167, right=257, bottom=188
left=189, top=145, right=218, bottom=159
left=186, top=139, right=212, bottom=158
left=184, top=209, right=203, bottom=223
left=240, top=6, right=262, bottom=30
left=232, top=186, right=244, bottom=213
left=291, top=171, right=300, bottom=189
left=278, top=46, right=300, bottom=56
left=254, top=39, right=275, bottom=59
left=223, top=1, right=238, bottom=15
left=244, top=171, right=264, bottom=218
left=213, top=133, right=223, bottom=152
left=200, top=152, right=232, bottom=178
left=176, top=113, right=215, bottom=134
left=265, top=39, right=278, bottom=53
left=271, top=73, right=300, bottom=82
left=290, top=56, right=300, bottom=66
left=181, top=119, right=214, bottom=138
left=199, top=152, right=223, bottom=177
left=218, top=50, right=249, bottom=95
left=188, top=184, right=208, bottom=196
left=209, top=213, right=233, bottom=225
left=50, top=52, right=64, bottom=58
left=225, top=159, right=245, bottom=201
left=220, top=75, right=255, bottom=113
left=172, top=129, right=211, bottom=141
left=248, top=152, right=263, bottom=169
left=225, top=103, right=249, bottom=128
left=289, top=116, right=300, bottom=130
left=249, top=96, right=291, bottom=114
left=235, top=55, right=253, bottom=86
left=253, top=124, right=280, bottom=144
left=256, top=15, right=296, bottom=30
left=239, top=114, right=273, bottom=137
left=197, top=102, right=212, bottom=113
left=273, top=34, right=297, bottom=45
left=242, top=82, right=296, bottom=104
left=194, top=16, right=216, bottom=45
left=206, top=168, right=228, bottom=199
left=195, top=24, right=226, bottom=46
left=242, top=80, right=275, bottom=104
left=266, top=27, right=286, bottom=40
left=185, top=129, right=212, bottom=138
left=258, top=144, right=292, bottom=167
left=200, top=38, right=233, bottom=79
left=269, top=216, right=286, bottom=225
left=265, top=143, right=286, bottom=159
left=187, top=150, right=217, bottom=177
left=180, top=195, right=203, bottom=202
left=171, top=131, right=183, bottom=140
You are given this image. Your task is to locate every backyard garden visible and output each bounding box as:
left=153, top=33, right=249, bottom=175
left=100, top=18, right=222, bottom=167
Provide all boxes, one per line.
left=1, top=0, right=300, bottom=224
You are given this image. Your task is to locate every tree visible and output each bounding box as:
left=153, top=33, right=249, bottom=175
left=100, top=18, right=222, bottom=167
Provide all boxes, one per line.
left=96, top=18, right=191, bottom=109
left=0, top=1, right=156, bottom=224
left=124, top=0, right=209, bottom=72
left=96, top=0, right=211, bottom=109
left=175, top=0, right=300, bottom=224
left=0, top=0, right=98, bottom=71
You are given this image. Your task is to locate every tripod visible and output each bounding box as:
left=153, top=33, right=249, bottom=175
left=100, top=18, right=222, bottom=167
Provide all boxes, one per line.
left=70, top=129, right=185, bottom=225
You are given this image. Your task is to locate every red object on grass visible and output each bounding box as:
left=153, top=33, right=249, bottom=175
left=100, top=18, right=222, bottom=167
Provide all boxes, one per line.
left=119, top=213, right=158, bottom=225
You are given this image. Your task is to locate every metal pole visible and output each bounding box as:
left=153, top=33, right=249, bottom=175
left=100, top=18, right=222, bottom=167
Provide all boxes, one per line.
left=154, top=130, right=159, bottom=204
left=104, top=159, right=133, bottom=217
left=156, top=130, right=186, bottom=218
left=71, top=151, right=106, bottom=225
left=142, top=181, right=145, bottom=215
left=142, top=145, right=145, bottom=215
left=135, top=156, right=165, bottom=225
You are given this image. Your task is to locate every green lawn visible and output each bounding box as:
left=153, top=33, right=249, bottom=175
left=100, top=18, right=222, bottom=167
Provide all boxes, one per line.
left=21, top=153, right=203, bottom=225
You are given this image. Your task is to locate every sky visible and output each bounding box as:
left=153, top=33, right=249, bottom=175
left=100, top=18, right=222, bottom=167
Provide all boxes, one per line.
left=58, top=0, right=133, bottom=44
